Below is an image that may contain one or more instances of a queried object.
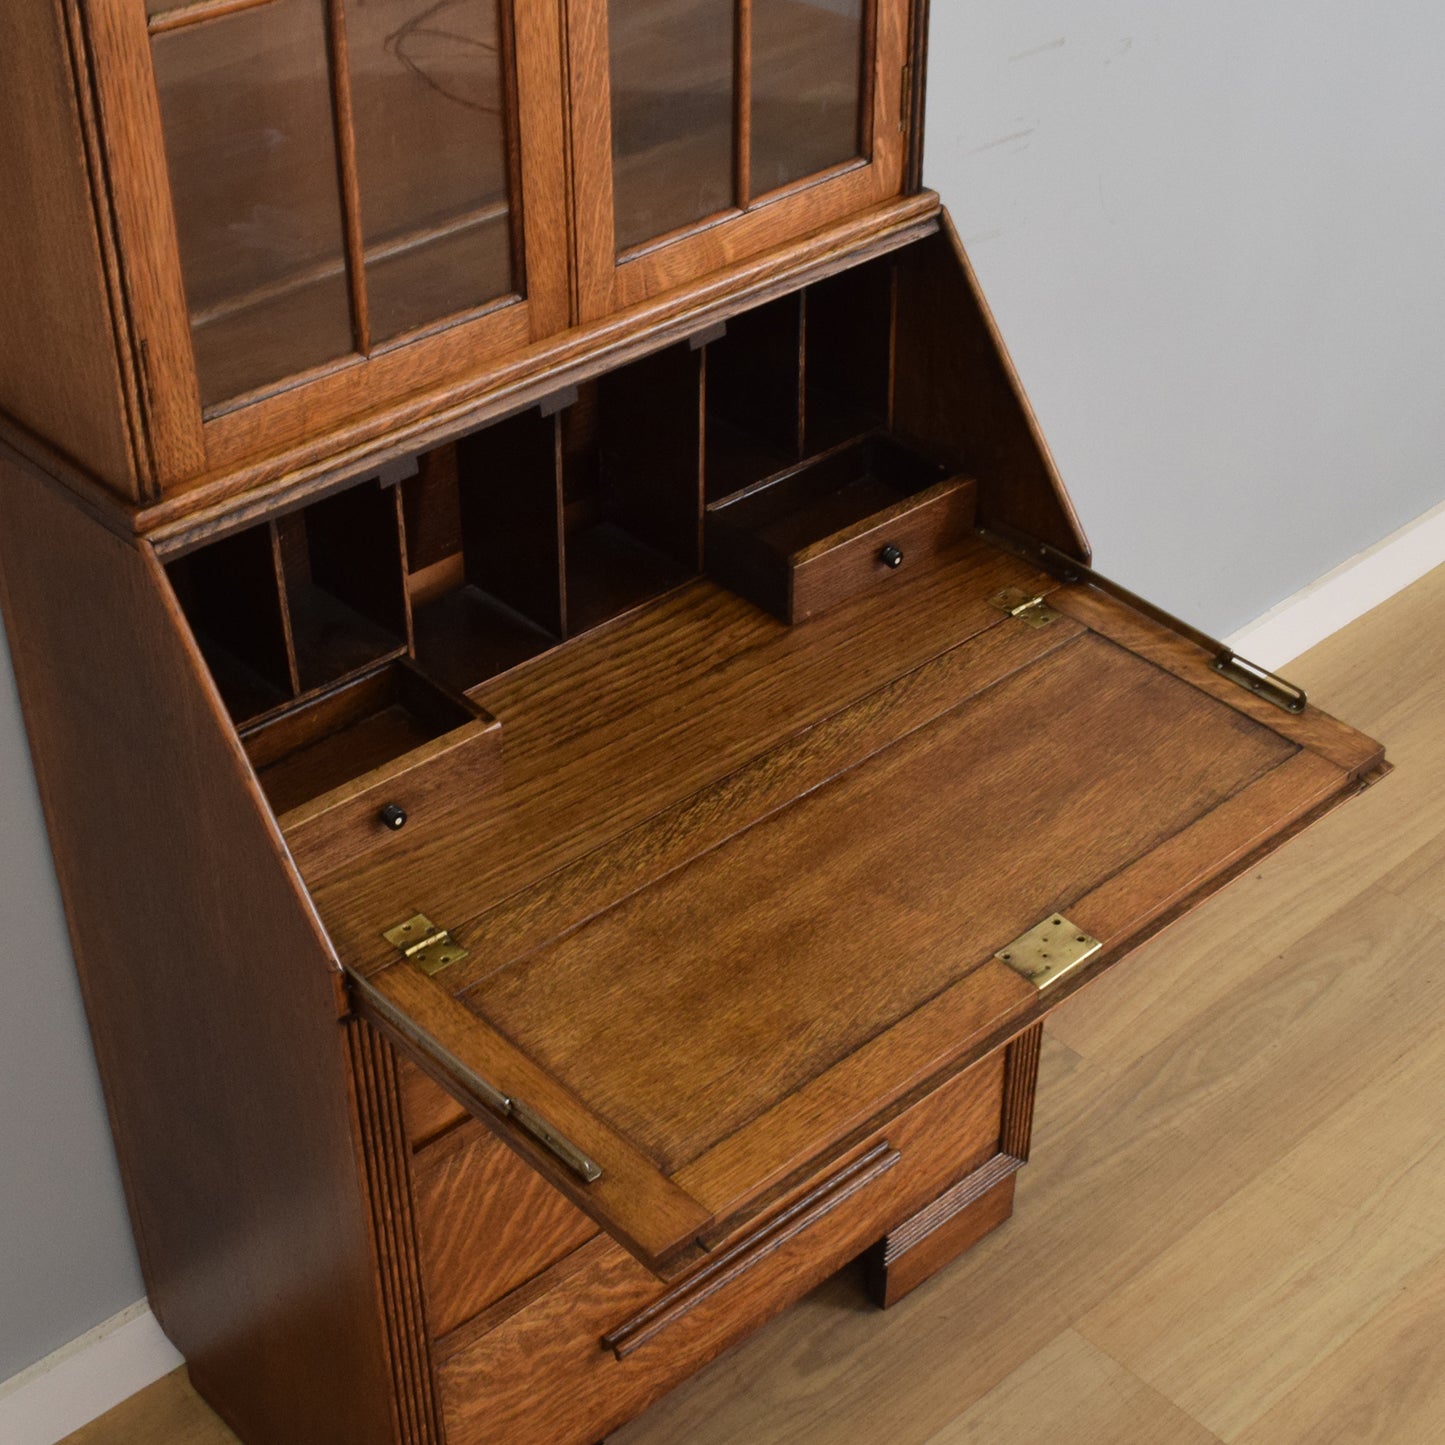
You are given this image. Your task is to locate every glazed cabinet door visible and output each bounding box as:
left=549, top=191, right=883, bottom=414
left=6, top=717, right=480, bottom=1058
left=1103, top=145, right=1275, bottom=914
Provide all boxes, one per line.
left=86, top=0, right=569, bottom=485
left=568, top=0, right=914, bottom=321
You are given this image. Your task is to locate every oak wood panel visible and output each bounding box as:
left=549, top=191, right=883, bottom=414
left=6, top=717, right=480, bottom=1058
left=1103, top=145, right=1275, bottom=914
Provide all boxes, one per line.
left=0, top=451, right=397, bottom=1445
left=348, top=1021, right=443, bottom=1443
left=601, top=1143, right=904, bottom=1360
left=867, top=1024, right=1042, bottom=1309
left=433, top=1048, right=1016, bottom=1445
left=403, top=611, right=1086, bottom=1006
left=465, top=634, right=1295, bottom=1171
left=0, top=0, right=138, bottom=493
left=1051, top=581, right=1385, bottom=778
left=311, top=537, right=1053, bottom=963
left=869, top=1172, right=1017, bottom=1311
left=359, top=963, right=715, bottom=1277
left=894, top=213, right=1088, bottom=559
left=399, top=1057, right=475, bottom=1149
left=412, top=1120, right=600, bottom=1339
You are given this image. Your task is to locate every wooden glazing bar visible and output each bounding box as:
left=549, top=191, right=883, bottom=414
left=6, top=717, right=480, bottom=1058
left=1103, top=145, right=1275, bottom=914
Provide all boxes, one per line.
left=735, top=0, right=754, bottom=209
left=148, top=0, right=278, bottom=37
left=859, top=0, right=880, bottom=157
left=497, top=0, right=529, bottom=297
left=325, top=0, right=372, bottom=354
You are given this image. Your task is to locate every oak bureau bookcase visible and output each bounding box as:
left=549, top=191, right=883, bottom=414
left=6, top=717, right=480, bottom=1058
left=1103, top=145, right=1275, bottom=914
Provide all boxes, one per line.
left=0, top=2, right=1386, bottom=1442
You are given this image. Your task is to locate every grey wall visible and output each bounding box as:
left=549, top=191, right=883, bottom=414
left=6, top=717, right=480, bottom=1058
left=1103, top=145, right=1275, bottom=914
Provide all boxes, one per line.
left=924, top=0, right=1445, bottom=633
left=0, top=623, right=144, bottom=1381
left=1, top=0, right=1442, bottom=1385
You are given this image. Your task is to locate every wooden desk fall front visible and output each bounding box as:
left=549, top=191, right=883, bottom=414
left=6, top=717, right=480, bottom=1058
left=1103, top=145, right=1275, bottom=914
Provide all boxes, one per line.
left=0, top=3, right=1385, bottom=1442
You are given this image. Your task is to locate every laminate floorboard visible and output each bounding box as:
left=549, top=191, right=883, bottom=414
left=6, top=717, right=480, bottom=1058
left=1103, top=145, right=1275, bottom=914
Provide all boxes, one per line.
left=61, top=564, right=1445, bottom=1444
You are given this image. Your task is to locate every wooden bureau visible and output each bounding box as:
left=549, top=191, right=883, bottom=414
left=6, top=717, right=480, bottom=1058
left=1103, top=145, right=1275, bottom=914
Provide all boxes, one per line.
left=0, top=3, right=1385, bottom=1442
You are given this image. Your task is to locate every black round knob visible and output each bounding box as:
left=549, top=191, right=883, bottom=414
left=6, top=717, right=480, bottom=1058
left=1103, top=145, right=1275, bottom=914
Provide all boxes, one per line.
left=378, top=803, right=408, bottom=831
left=879, top=544, right=904, bottom=570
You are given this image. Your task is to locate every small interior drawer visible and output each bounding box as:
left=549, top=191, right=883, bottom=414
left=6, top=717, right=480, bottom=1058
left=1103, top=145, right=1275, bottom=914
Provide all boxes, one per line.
left=241, top=660, right=500, bottom=879
left=430, top=1045, right=1012, bottom=1445
left=705, top=436, right=976, bottom=623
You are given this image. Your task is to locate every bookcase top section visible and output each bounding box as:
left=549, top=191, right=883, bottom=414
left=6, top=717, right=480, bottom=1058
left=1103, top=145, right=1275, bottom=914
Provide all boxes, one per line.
left=0, top=0, right=937, bottom=527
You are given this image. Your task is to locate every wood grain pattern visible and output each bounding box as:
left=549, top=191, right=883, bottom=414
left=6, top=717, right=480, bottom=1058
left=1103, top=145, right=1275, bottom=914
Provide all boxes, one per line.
left=434, top=1045, right=1018, bottom=1445
left=347, top=1021, right=443, bottom=1444
left=63, top=566, right=1431, bottom=1445
left=83, top=0, right=207, bottom=482
left=139, top=199, right=940, bottom=529
left=1052, top=581, right=1384, bottom=777
left=359, top=963, right=715, bottom=1278
left=0, top=449, right=396, bottom=1445
left=0, top=0, right=138, bottom=493
left=867, top=1023, right=1043, bottom=1309
left=314, top=537, right=1054, bottom=974
left=463, top=634, right=1295, bottom=1172
left=894, top=214, right=1088, bottom=560
left=397, top=608, right=1084, bottom=1008
left=601, top=1143, right=903, bottom=1360
left=868, top=1173, right=1017, bottom=1311
left=927, top=1329, right=1220, bottom=1445
left=411, top=1119, right=599, bottom=1338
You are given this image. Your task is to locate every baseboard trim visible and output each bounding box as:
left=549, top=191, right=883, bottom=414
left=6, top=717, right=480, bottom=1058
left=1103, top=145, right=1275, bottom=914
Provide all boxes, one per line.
left=0, top=1302, right=182, bottom=1445
left=1228, top=497, right=1445, bottom=669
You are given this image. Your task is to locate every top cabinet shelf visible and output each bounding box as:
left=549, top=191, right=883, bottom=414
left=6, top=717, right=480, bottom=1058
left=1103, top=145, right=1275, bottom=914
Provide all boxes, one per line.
left=0, top=0, right=923, bottom=505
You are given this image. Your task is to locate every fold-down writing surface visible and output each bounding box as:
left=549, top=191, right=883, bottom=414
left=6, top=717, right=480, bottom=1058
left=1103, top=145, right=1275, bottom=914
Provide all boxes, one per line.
left=464, top=635, right=1293, bottom=1171
left=355, top=600, right=1361, bottom=1277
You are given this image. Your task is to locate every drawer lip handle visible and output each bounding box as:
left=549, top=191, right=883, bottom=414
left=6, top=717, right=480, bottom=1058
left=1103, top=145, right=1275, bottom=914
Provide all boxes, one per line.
left=601, top=1141, right=901, bottom=1360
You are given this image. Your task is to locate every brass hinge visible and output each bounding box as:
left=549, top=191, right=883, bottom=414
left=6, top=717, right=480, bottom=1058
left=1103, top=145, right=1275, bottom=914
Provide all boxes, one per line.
left=997, top=914, right=1102, bottom=990
left=384, top=913, right=469, bottom=976
left=990, top=587, right=1061, bottom=629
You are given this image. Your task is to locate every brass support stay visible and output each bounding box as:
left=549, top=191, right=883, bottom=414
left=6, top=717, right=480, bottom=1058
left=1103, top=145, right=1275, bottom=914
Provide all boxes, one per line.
left=979, top=527, right=1308, bottom=715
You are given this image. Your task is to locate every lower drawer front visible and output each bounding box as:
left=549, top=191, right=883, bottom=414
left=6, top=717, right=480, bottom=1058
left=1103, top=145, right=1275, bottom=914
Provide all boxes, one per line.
left=432, top=1044, right=1014, bottom=1445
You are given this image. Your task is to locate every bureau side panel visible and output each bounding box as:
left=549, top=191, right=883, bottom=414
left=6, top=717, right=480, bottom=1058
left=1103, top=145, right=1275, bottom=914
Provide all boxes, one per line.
left=0, top=0, right=138, bottom=495
left=0, top=451, right=397, bottom=1445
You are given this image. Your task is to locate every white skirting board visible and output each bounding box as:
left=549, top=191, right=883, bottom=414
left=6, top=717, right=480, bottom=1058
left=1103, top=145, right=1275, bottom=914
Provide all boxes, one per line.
left=1227, top=496, right=1445, bottom=670
left=0, top=1303, right=182, bottom=1445
left=2, top=497, right=1442, bottom=1445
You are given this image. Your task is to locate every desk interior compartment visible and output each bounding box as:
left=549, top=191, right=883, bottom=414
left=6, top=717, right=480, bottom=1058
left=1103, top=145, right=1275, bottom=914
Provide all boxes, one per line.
left=705, top=435, right=973, bottom=622
left=560, top=345, right=703, bottom=634
left=703, top=293, right=805, bottom=501
left=165, top=522, right=297, bottom=725
left=241, top=658, right=500, bottom=878
left=407, top=409, right=566, bottom=693
left=274, top=482, right=412, bottom=693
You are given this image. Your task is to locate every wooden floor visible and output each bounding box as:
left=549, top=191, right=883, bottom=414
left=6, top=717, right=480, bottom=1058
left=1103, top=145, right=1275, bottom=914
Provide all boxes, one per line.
left=66, top=565, right=1445, bottom=1445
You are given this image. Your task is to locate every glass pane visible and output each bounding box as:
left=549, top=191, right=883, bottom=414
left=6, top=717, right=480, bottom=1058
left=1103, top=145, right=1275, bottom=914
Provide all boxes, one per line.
left=609, top=0, right=736, bottom=252
left=152, top=0, right=354, bottom=409
left=345, top=0, right=517, bottom=343
left=751, top=0, right=864, bottom=196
